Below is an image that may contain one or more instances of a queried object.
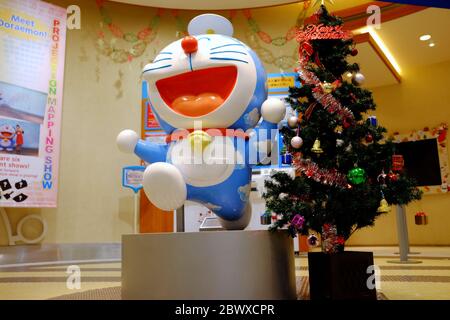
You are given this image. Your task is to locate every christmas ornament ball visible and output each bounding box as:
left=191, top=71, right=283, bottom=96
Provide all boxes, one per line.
left=291, top=136, right=303, bottom=149
left=308, top=234, right=319, bottom=246
left=388, top=172, right=399, bottom=182
left=352, top=72, right=365, bottom=86
left=365, top=134, right=373, bottom=143
left=336, top=139, right=344, bottom=147
left=279, top=193, right=288, bottom=200
left=347, top=167, right=367, bottom=185
left=287, top=116, right=299, bottom=128
left=350, top=48, right=358, bottom=56
left=322, top=82, right=334, bottom=93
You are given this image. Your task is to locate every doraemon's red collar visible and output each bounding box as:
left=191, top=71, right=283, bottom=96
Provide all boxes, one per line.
left=166, top=128, right=249, bottom=144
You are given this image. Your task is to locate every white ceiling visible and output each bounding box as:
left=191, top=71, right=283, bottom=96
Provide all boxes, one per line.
left=376, top=8, right=450, bottom=70
left=350, top=8, right=450, bottom=88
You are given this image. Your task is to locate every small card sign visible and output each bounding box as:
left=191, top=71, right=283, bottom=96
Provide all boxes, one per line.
left=122, top=166, right=145, bottom=193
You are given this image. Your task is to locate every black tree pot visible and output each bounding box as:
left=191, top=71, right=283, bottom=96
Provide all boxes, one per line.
left=308, top=251, right=377, bottom=300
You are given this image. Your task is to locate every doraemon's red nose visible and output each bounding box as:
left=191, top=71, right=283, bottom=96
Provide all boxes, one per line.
left=181, top=36, right=198, bottom=54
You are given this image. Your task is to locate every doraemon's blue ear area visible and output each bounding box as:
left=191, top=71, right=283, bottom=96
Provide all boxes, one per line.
left=188, top=14, right=233, bottom=37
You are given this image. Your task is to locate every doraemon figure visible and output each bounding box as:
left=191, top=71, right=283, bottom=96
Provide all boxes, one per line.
left=117, top=14, right=286, bottom=230
left=0, top=124, right=16, bottom=152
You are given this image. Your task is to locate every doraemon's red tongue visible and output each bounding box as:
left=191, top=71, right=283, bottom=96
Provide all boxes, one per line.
left=156, top=66, right=237, bottom=117
left=172, top=93, right=224, bottom=117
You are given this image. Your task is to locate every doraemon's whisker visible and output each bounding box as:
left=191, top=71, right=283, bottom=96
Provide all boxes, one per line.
left=159, top=52, right=173, bottom=55
left=143, top=64, right=173, bottom=72
left=153, top=58, right=173, bottom=63
left=210, top=51, right=247, bottom=55
left=210, top=57, right=248, bottom=64
left=210, top=43, right=245, bottom=50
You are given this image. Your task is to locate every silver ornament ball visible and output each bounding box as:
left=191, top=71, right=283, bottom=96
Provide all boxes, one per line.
left=291, top=136, right=304, bottom=149
left=279, top=193, right=288, bottom=200
left=352, top=72, right=365, bottom=86
left=336, top=139, right=344, bottom=147
left=287, top=116, right=299, bottom=128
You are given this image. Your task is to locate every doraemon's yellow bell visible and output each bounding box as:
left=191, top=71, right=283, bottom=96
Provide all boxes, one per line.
left=311, top=138, right=323, bottom=154
left=187, top=130, right=212, bottom=151
left=377, top=199, right=390, bottom=213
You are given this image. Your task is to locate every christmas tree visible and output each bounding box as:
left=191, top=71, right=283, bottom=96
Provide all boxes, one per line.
left=263, top=5, right=421, bottom=252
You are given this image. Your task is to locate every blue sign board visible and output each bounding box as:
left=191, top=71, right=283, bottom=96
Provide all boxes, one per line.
left=122, top=166, right=145, bottom=193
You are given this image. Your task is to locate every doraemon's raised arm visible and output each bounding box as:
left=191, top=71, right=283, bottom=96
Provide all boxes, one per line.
left=116, top=14, right=285, bottom=230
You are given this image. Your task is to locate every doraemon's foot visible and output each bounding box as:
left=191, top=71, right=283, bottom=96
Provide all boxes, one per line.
left=0, top=147, right=4, bottom=151
left=142, top=162, right=187, bottom=211
left=6, top=148, right=13, bottom=151
left=218, top=203, right=252, bottom=230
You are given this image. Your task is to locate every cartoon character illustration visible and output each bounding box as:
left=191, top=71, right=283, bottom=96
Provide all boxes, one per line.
left=0, top=124, right=16, bottom=152
left=117, top=14, right=286, bottom=230
left=15, top=125, right=24, bottom=153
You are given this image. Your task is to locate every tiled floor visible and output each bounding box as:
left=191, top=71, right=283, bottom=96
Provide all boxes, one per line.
left=0, top=256, right=449, bottom=299
left=296, top=256, right=450, bottom=300
left=1, top=245, right=450, bottom=300
left=0, top=263, right=121, bottom=300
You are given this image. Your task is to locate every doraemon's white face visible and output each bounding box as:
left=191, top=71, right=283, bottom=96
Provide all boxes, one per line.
left=0, top=124, right=14, bottom=139
left=142, top=34, right=263, bottom=131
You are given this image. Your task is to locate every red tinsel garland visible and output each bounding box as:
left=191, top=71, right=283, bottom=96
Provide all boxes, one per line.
left=297, top=58, right=354, bottom=121
left=295, top=157, right=349, bottom=189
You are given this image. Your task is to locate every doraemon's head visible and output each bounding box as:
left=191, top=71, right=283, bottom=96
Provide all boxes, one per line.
left=142, top=14, right=267, bottom=134
left=0, top=124, right=15, bottom=140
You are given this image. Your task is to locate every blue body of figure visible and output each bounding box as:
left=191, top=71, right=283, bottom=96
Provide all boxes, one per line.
left=118, top=24, right=285, bottom=229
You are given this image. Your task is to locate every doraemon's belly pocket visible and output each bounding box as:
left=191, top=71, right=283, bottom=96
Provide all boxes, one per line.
left=168, top=136, right=243, bottom=187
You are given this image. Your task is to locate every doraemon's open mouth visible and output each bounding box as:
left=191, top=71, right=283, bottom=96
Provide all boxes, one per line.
left=1, top=132, right=13, bottom=138
left=155, top=66, right=237, bottom=117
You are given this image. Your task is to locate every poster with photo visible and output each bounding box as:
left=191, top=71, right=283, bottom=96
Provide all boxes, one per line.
left=0, top=0, right=66, bottom=207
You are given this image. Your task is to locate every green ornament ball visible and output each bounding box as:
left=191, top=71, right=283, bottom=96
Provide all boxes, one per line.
left=347, top=167, right=366, bottom=185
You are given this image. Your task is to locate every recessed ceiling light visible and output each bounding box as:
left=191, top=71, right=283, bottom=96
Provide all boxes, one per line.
left=419, top=34, right=431, bottom=41
left=429, top=42, right=436, bottom=47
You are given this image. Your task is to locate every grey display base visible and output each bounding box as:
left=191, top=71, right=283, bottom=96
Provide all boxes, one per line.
left=122, top=230, right=297, bottom=300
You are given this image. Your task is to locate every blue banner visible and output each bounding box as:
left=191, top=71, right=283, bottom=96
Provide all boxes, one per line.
left=380, top=0, right=450, bottom=9
left=122, top=166, right=145, bottom=193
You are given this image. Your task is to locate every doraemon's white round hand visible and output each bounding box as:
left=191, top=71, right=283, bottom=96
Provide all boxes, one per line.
left=117, top=129, right=139, bottom=153
left=261, top=98, right=286, bottom=124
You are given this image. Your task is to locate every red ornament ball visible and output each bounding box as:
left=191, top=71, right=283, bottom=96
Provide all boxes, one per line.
left=343, top=120, right=351, bottom=129
left=388, top=172, right=399, bottom=182
left=365, top=134, right=373, bottom=143
left=351, top=48, right=358, bottom=56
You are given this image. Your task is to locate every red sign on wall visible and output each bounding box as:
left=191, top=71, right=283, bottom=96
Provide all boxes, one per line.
left=143, top=99, right=160, bottom=130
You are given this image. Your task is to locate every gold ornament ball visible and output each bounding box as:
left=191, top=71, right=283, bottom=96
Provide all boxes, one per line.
left=322, top=82, right=334, bottom=93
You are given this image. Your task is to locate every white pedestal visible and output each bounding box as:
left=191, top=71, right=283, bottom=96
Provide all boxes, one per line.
left=122, top=230, right=297, bottom=300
